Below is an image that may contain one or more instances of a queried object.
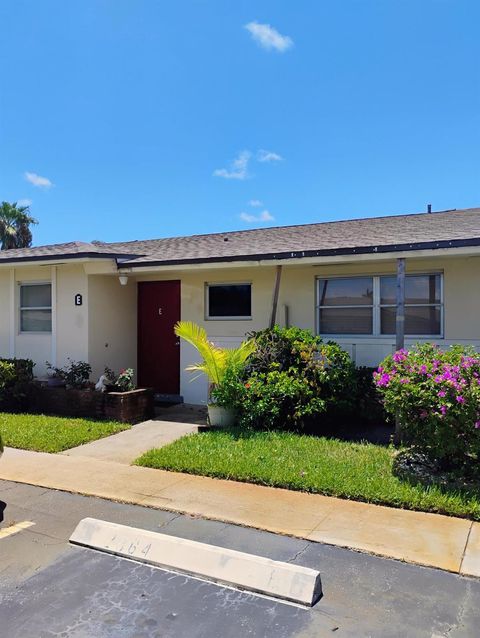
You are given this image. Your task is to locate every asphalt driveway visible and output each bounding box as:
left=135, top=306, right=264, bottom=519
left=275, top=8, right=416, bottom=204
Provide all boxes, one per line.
left=0, top=480, right=478, bottom=637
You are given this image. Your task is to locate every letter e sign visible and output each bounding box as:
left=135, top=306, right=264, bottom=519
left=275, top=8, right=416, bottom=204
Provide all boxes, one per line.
left=75, top=294, right=83, bottom=306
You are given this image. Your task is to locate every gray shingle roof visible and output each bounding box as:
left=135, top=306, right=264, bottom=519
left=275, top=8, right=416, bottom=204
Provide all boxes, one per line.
left=1, top=208, right=480, bottom=266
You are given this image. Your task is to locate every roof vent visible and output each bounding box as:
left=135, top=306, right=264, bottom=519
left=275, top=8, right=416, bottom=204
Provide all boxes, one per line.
left=223, top=237, right=229, bottom=242
left=427, top=204, right=432, bottom=213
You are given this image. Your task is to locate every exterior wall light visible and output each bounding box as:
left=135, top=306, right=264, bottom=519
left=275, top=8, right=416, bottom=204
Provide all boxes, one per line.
left=118, top=275, right=129, bottom=286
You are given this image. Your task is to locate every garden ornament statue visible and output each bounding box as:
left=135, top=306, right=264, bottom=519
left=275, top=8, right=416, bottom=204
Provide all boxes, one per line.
left=95, top=375, right=107, bottom=392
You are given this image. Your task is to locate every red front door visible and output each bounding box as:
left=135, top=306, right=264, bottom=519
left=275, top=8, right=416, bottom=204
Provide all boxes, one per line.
left=137, top=280, right=181, bottom=394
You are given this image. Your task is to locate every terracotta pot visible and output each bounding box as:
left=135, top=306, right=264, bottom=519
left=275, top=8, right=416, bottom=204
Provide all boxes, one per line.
left=207, top=405, right=236, bottom=428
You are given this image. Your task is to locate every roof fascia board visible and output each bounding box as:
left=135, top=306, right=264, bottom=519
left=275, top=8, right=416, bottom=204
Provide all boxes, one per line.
left=0, top=255, right=118, bottom=269
left=117, top=238, right=480, bottom=271
left=118, top=244, right=480, bottom=274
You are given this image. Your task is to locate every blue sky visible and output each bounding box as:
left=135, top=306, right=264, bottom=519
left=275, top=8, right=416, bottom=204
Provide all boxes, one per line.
left=1, top=0, right=479, bottom=246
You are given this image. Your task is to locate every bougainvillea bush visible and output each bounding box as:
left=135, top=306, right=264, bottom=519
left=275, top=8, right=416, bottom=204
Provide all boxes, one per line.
left=375, top=343, right=480, bottom=472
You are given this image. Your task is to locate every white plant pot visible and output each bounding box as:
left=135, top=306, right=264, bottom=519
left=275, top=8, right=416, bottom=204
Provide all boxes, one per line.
left=207, top=405, right=236, bottom=428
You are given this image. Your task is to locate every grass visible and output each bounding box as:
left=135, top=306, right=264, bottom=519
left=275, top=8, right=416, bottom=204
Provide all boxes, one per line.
left=0, top=412, right=130, bottom=453
left=135, top=428, right=480, bottom=521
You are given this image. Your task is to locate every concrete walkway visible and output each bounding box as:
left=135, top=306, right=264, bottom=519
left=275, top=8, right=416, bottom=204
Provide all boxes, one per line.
left=0, top=446, right=479, bottom=578
left=62, top=419, right=197, bottom=464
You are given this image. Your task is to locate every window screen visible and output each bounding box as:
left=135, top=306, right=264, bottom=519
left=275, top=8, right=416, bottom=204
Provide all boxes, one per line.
left=317, top=277, right=373, bottom=334
left=380, top=274, right=441, bottom=335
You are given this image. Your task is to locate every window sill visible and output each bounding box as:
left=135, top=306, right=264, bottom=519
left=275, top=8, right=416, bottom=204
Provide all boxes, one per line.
left=205, top=316, right=253, bottom=321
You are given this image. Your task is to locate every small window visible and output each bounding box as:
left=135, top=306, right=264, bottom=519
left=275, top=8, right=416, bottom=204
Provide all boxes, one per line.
left=20, top=283, right=52, bottom=332
left=317, top=277, right=373, bottom=334
left=206, top=283, right=252, bottom=319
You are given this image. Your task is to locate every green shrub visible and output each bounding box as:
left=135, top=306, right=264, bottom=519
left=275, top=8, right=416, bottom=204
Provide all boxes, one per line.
left=375, top=343, right=480, bottom=471
left=0, top=361, right=15, bottom=392
left=229, top=326, right=356, bottom=431
left=237, top=369, right=327, bottom=430
left=47, top=359, right=92, bottom=389
left=209, top=362, right=246, bottom=408
left=0, top=358, right=35, bottom=410
left=353, top=366, right=386, bottom=425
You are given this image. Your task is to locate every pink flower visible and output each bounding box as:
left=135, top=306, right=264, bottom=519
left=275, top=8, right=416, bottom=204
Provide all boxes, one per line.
left=375, top=373, right=391, bottom=387
left=438, top=390, right=446, bottom=398
left=440, top=405, right=448, bottom=415
left=393, top=351, right=407, bottom=363
left=456, top=395, right=465, bottom=404
left=475, top=421, right=480, bottom=429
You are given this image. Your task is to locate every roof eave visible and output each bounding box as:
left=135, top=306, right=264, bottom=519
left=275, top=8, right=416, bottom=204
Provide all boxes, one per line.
left=119, top=237, right=480, bottom=269
left=0, top=252, right=141, bottom=267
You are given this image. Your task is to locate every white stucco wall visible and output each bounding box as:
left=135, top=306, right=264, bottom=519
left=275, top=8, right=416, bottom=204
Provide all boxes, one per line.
left=56, top=264, right=89, bottom=369
left=0, top=270, right=10, bottom=357
left=87, top=274, right=137, bottom=383
left=138, top=255, right=480, bottom=403
left=1, top=253, right=479, bottom=405
left=13, top=266, right=55, bottom=376
left=0, top=264, right=90, bottom=376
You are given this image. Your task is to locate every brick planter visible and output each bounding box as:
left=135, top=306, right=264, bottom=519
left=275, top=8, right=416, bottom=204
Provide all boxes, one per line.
left=33, top=387, right=154, bottom=424
left=103, top=389, right=155, bottom=424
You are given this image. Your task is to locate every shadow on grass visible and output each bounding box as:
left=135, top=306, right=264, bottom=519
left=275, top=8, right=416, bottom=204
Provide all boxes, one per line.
left=209, top=419, right=395, bottom=446
left=393, top=449, right=480, bottom=504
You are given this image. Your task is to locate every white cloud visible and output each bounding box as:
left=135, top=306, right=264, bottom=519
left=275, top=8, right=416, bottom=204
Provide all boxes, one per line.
left=248, top=199, right=263, bottom=207
left=17, top=198, right=32, bottom=207
left=257, top=149, right=283, bottom=163
left=240, top=209, right=275, bottom=223
left=213, top=151, right=251, bottom=180
left=24, top=171, right=53, bottom=188
left=245, top=21, right=293, bottom=52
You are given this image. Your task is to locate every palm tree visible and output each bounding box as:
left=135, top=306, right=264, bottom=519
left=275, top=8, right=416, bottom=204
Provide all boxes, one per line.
left=174, top=321, right=254, bottom=386
left=0, top=201, right=38, bottom=250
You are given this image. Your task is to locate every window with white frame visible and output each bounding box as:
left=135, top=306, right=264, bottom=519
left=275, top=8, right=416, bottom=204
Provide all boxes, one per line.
left=206, top=283, right=252, bottom=319
left=20, top=283, right=52, bottom=332
left=317, top=273, right=443, bottom=336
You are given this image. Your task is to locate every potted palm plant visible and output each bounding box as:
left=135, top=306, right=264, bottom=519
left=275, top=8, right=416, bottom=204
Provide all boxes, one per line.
left=174, top=321, right=254, bottom=427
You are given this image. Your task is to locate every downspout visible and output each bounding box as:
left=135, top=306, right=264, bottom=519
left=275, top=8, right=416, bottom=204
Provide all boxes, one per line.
left=269, top=265, right=282, bottom=329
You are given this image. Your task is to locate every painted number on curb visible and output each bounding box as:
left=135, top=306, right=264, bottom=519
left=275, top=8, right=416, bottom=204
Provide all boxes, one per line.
left=108, top=535, right=152, bottom=559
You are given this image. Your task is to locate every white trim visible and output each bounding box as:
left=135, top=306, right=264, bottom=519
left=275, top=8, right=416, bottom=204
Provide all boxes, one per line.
left=9, top=268, right=15, bottom=357
left=205, top=282, right=252, bottom=321
left=18, top=280, right=53, bottom=335
left=51, top=266, right=57, bottom=365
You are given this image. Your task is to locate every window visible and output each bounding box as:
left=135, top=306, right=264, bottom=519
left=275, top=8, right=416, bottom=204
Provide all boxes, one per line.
left=317, top=274, right=442, bottom=337
left=379, top=274, right=441, bottom=336
left=206, top=283, right=251, bottom=319
left=20, top=283, right=52, bottom=332
left=317, top=277, right=373, bottom=334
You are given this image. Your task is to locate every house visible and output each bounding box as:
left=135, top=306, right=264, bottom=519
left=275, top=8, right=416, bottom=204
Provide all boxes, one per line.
left=1, top=207, right=479, bottom=404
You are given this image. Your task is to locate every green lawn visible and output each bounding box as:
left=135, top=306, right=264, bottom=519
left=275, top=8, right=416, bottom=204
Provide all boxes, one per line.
left=0, top=412, right=130, bottom=453
left=135, top=429, right=480, bottom=520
